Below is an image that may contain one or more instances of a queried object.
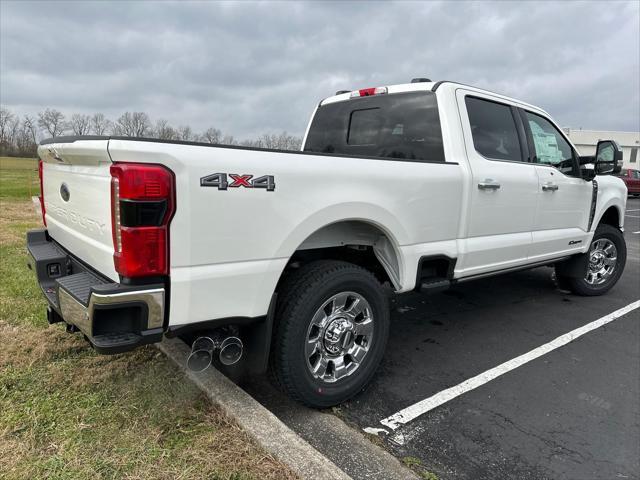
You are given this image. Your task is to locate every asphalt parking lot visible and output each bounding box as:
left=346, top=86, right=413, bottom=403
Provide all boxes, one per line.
left=247, top=197, right=640, bottom=480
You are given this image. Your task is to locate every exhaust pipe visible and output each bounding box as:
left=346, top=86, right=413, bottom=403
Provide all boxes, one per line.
left=187, top=329, right=243, bottom=372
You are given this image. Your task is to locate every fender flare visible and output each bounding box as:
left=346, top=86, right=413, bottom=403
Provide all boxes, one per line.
left=591, top=199, right=624, bottom=231
left=273, top=202, right=408, bottom=257
left=590, top=176, right=627, bottom=231
left=272, top=202, right=407, bottom=288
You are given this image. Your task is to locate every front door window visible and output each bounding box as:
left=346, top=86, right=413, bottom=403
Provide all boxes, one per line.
left=525, top=111, right=577, bottom=176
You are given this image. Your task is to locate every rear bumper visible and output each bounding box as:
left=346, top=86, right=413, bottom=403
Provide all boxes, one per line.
left=26, top=229, right=165, bottom=354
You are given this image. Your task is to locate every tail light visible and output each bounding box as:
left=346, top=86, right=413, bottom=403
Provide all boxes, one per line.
left=38, top=159, right=46, bottom=226
left=110, top=163, right=175, bottom=278
left=350, top=86, right=388, bottom=98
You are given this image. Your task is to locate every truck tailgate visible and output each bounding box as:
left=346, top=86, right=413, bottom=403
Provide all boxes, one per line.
left=38, top=140, right=117, bottom=281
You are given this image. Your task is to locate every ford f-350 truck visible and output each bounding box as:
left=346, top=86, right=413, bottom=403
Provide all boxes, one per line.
left=27, top=79, right=627, bottom=407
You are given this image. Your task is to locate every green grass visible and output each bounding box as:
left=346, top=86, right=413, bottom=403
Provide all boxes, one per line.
left=0, top=157, right=39, bottom=200
left=0, top=157, right=37, bottom=169
left=401, top=456, right=440, bottom=480
left=0, top=156, right=296, bottom=479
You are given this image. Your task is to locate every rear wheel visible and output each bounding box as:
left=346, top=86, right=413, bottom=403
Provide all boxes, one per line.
left=556, top=224, right=626, bottom=296
left=270, top=260, right=389, bottom=407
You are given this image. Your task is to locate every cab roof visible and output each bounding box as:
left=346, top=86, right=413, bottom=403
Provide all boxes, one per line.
left=320, top=79, right=548, bottom=117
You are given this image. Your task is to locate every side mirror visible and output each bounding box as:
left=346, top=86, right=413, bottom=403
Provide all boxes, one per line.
left=595, top=140, right=623, bottom=175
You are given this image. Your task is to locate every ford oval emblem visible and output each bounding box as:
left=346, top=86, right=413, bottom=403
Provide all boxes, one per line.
left=60, top=183, right=70, bottom=202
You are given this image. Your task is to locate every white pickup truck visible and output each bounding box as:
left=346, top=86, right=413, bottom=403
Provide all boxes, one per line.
left=28, top=79, right=628, bottom=407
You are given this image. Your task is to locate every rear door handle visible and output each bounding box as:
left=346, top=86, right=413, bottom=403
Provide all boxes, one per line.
left=542, top=182, right=559, bottom=191
left=478, top=179, right=501, bottom=190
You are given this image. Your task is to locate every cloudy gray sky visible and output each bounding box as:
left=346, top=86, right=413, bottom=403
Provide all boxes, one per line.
left=1, top=0, right=639, bottom=140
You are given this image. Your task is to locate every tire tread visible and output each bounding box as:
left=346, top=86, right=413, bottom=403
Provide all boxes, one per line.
left=558, top=224, right=626, bottom=296
left=269, top=260, right=387, bottom=406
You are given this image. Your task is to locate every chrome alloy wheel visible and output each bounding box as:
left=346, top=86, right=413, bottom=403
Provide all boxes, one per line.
left=305, top=291, right=374, bottom=383
left=586, top=238, right=618, bottom=285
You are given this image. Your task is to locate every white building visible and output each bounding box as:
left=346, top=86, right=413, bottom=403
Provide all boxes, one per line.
left=562, top=129, right=640, bottom=169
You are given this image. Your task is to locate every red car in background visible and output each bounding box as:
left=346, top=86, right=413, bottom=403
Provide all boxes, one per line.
left=617, top=168, right=640, bottom=196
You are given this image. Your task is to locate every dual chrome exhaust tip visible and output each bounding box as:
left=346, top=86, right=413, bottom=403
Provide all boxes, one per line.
left=186, top=329, right=243, bottom=372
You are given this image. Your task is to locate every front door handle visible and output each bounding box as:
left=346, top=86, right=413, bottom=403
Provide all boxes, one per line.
left=542, top=182, right=559, bottom=191
left=478, top=179, right=501, bottom=190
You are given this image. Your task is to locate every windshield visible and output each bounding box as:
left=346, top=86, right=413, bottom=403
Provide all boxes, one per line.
left=304, top=91, right=445, bottom=162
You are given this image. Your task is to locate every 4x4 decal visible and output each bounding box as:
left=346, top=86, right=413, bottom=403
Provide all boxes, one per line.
left=200, top=173, right=275, bottom=191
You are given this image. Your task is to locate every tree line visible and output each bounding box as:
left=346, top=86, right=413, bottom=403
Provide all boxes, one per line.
left=0, top=106, right=303, bottom=157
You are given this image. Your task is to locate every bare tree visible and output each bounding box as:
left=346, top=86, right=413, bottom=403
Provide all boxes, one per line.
left=15, top=125, right=30, bottom=153
left=91, top=113, right=112, bottom=135
left=261, top=133, right=279, bottom=149
left=278, top=131, right=302, bottom=151
left=38, top=108, right=66, bottom=138
left=69, top=114, right=91, bottom=135
left=271, top=132, right=300, bottom=150
left=0, top=107, right=15, bottom=145
left=245, top=131, right=302, bottom=150
left=240, top=138, right=261, bottom=148
left=177, top=125, right=193, bottom=141
left=7, top=115, right=20, bottom=147
left=201, top=127, right=222, bottom=144
left=22, top=115, right=38, bottom=145
left=155, top=119, right=177, bottom=140
left=14, top=117, right=36, bottom=155
left=222, top=134, right=236, bottom=145
left=114, top=111, right=151, bottom=137
left=0, top=106, right=306, bottom=156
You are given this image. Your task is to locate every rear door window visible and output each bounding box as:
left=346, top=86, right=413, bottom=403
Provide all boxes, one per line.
left=304, top=91, right=445, bottom=162
left=465, top=96, right=523, bottom=162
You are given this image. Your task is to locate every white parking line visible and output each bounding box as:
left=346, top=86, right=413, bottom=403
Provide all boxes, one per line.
left=625, top=214, right=640, bottom=218
left=375, top=300, right=640, bottom=432
left=626, top=209, right=640, bottom=212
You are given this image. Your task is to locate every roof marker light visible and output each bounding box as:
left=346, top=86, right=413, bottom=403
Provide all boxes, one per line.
left=350, top=86, right=388, bottom=98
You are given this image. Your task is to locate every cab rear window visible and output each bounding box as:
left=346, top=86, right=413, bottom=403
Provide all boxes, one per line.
left=304, top=91, right=445, bottom=162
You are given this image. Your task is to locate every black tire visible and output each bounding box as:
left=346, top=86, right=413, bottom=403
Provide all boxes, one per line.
left=557, top=224, right=626, bottom=296
left=270, top=260, right=389, bottom=407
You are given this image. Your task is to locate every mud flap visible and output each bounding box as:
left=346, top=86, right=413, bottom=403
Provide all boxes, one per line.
left=555, top=252, right=589, bottom=278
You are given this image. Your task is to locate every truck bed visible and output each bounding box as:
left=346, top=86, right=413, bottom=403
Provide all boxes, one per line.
left=39, top=135, right=463, bottom=328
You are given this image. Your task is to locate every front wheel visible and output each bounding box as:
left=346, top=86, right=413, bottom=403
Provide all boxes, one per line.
left=556, top=224, right=627, bottom=296
left=270, top=260, right=389, bottom=407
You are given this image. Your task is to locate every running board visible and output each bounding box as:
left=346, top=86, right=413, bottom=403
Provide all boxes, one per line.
left=418, top=278, right=451, bottom=294
left=455, top=255, right=572, bottom=283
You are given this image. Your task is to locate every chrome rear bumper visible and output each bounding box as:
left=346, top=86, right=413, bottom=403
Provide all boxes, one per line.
left=27, top=229, right=165, bottom=354
left=57, top=287, right=165, bottom=336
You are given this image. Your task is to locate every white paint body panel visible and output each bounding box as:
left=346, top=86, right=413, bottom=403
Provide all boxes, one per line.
left=591, top=174, right=627, bottom=231
left=105, top=140, right=463, bottom=325
left=36, top=82, right=627, bottom=329
left=453, top=88, right=539, bottom=276
left=531, top=165, right=593, bottom=258
left=39, top=141, right=118, bottom=281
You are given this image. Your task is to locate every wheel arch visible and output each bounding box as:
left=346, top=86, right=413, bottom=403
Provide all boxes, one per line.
left=593, top=202, right=623, bottom=231
left=596, top=205, right=622, bottom=229
left=273, top=204, right=408, bottom=292
left=284, top=219, right=403, bottom=290
left=591, top=176, right=627, bottom=232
